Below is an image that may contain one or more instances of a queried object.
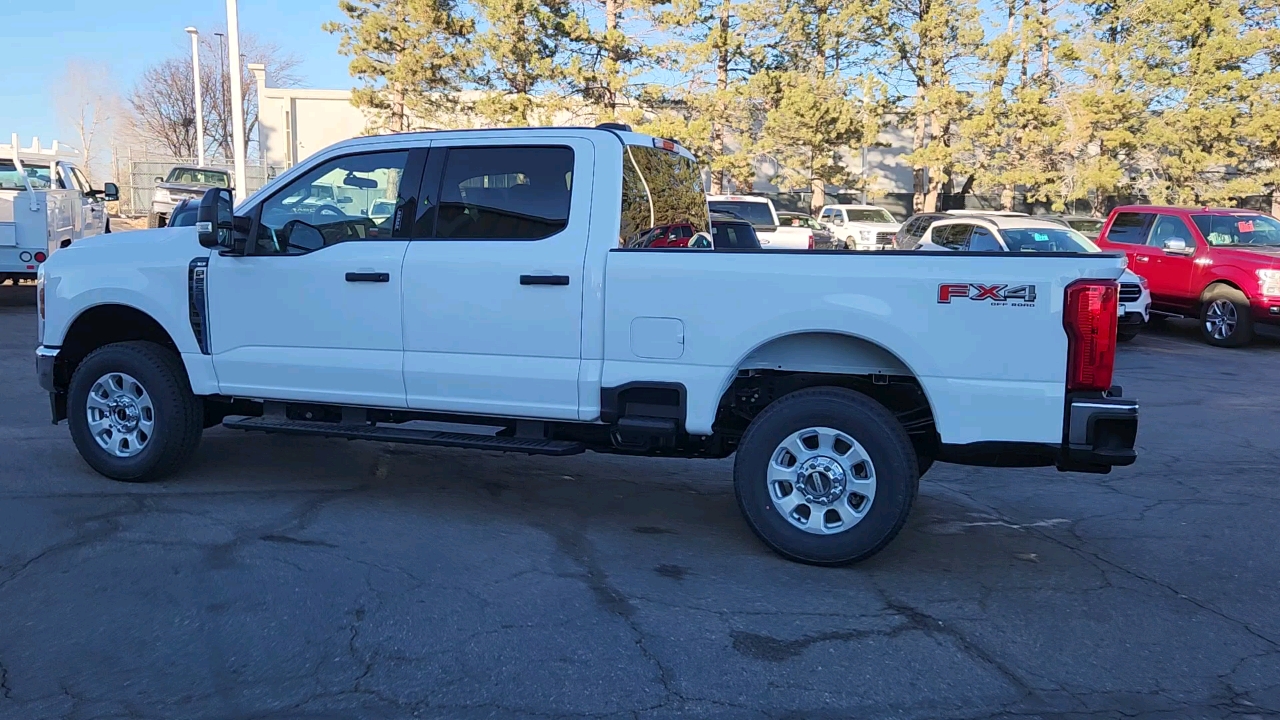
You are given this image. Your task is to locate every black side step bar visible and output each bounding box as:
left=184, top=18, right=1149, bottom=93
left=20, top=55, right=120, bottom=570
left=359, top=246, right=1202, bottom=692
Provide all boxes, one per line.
left=222, top=416, right=586, bottom=456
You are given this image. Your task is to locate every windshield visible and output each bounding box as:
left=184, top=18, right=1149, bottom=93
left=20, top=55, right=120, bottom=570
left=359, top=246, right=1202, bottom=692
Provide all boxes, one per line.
left=1067, top=219, right=1104, bottom=238
left=845, top=209, right=896, bottom=223
left=1001, top=227, right=1096, bottom=252
left=707, top=200, right=776, bottom=227
left=620, top=145, right=709, bottom=247
left=0, top=161, right=52, bottom=190
left=1192, top=214, right=1280, bottom=247
left=166, top=167, right=231, bottom=187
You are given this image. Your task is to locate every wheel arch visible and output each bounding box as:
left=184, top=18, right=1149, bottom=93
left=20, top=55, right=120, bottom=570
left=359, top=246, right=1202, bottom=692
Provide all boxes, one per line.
left=55, top=304, right=182, bottom=391
left=711, top=330, right=939, bottom=458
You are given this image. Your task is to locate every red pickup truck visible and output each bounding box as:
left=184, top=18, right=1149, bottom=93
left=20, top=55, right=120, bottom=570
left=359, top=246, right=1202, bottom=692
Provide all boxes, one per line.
left=1096, top=205, right=1280, bottom=347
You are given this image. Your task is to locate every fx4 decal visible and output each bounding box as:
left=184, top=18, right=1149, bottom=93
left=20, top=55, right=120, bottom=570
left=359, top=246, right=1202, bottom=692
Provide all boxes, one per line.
left=938, top=283, right=1038, bottom=306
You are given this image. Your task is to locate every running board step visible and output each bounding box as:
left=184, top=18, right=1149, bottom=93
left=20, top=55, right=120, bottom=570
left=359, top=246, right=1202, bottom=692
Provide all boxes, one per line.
left=222, top=416, right=586, bottom=456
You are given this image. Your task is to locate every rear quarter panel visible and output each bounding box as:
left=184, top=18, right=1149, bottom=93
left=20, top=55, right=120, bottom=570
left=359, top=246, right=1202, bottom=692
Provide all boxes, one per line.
left=602, top=250, right=1125, bottom=444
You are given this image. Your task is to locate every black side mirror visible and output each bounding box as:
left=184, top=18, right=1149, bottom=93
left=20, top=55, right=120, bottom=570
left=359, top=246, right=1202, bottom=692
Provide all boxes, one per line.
left=154, top=176, right=164, bottom=184
left=197, top=188, right=237, bottom=250
left=102, top=182, right=119, bottom=202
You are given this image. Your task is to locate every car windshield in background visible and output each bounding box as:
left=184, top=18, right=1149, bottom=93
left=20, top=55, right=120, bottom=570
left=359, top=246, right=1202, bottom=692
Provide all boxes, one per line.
left=0, top=161, right=52, bottom=190
left=1001, top=227, right=1096, bottom=252
left=166, top=168, right=231, bottom=187
left=620, top=145, right=709, bottom=246
left=707, top=201, right=775, bottom=227
left=846, top=209, right=896, bottom=223
left=1192, top=214, right=1280, bottom=246
left=1067, top=219, right=1104, bottom=237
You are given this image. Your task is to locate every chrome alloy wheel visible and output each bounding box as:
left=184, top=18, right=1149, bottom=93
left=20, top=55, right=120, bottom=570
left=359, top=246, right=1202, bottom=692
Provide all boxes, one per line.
left=86, top=372, right=155, bottom=458
left=1205, top=298, right=1238, bottom=340
left=767, top=427, right=876, bottom=535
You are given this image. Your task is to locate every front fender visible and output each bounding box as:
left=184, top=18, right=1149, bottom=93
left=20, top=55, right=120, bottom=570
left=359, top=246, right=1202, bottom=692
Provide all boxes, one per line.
left=42, top=228, right=208, bottom=352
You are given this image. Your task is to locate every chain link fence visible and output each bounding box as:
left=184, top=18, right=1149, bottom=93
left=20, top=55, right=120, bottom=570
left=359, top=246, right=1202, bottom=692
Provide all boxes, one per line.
left=115, top=155, right=284, bottom=217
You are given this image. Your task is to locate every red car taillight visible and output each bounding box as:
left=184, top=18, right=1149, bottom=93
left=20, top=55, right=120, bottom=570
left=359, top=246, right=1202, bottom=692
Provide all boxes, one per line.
left=807, top=233, right=815, bottom=250
left=1064, top=279, right=1119, bottom=392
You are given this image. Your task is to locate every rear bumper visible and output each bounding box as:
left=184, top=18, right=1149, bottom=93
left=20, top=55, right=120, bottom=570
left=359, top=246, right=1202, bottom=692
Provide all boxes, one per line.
left=937, top=391, right=1138, bottom=474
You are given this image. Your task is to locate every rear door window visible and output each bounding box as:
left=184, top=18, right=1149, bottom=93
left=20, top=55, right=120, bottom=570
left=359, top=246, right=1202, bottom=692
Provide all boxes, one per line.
left=1106, top=212, right=1154, bottom=244
left=933, top=224, right=972, bottom=250
left=435, top=146, right=574, bottom=240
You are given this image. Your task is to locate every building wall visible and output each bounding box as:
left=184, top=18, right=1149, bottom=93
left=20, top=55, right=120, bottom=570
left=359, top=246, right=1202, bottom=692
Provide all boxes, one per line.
left=251, top=64, right=370, bottom=170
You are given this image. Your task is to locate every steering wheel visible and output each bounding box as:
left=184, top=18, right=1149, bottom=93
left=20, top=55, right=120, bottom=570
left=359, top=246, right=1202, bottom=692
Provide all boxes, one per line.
left=313, top=204, right=346, bottom=220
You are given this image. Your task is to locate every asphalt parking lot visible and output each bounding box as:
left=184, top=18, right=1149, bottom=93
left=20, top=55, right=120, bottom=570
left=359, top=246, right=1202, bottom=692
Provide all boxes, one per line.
left=0, top=286, right=1277, bottom=720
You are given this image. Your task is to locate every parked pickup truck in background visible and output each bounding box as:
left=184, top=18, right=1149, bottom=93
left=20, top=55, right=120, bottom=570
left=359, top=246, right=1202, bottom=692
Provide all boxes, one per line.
left=1096, top=205, right=1280, bottom=347
left=148, top=166, right=232, bottom=228
left=35, top=126, right=1139, bottom=565
left=1, top=135, right=116, bottom=285
left=818, top=204, right=901, bottom=250
left=707, top=194, right=814, bottom=249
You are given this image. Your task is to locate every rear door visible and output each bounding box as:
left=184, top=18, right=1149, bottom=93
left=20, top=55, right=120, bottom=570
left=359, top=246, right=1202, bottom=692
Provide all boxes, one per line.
left=401, top=139, right=591, bottom=419
left=1100, top=211, right=1156, bottom=274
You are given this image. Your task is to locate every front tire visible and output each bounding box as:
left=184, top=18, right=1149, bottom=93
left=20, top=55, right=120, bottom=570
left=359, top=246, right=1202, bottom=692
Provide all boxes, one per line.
left=734, top=387, right=919, bottom=566
left=1199, top=285, right=1254, bottom=348
left=67, top=341, right=203, bottom=482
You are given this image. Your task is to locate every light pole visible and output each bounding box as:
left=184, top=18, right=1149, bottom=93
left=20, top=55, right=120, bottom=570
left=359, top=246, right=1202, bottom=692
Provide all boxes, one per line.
left=225, top=0, right=248, bottom=196
left=185, top=27, right=204, bottom=167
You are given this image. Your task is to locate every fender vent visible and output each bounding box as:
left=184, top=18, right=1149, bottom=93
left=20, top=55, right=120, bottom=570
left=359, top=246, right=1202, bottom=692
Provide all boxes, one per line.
left=188, top=257, right=210, bottom=354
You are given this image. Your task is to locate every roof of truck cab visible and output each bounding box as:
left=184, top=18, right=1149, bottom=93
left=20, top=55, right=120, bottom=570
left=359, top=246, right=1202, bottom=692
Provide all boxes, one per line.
left=932, top=215, right=1072, bottom=230
left=320, top=126, right=697, bottom=161
left=822, top=204, right=890, bottom=210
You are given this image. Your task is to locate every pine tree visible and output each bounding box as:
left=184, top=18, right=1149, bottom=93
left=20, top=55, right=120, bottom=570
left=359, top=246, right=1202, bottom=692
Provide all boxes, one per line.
left=884, top=0, right=984, bottom=211
left=469, top=0, right=586, bottom=125
left=324, top=0, right=475, bottom=132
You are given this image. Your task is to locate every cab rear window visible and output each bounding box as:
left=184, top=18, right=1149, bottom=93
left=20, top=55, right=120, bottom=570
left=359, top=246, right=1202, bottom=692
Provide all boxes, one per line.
left=620, top=145, right=709, bottom=247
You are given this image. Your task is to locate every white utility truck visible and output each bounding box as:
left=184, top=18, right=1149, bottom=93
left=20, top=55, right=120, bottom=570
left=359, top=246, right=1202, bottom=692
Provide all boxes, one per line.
left=1, top=135, right=116, bottom=284
left=35, top=126, right=1139, bottom=565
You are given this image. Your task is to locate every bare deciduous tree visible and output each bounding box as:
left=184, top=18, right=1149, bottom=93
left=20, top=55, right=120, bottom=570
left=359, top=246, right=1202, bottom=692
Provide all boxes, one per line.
left=56, top=61, right=120, bottom=185
left=126, top=32, right=301, bottom=161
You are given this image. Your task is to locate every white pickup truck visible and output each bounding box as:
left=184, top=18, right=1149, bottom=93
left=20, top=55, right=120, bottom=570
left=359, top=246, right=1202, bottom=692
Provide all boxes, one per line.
left=35, top=126, right=1139, bottom=565
left=1, top=136, right=117, bottom=284
left=707, top=194, right=815, bottom=249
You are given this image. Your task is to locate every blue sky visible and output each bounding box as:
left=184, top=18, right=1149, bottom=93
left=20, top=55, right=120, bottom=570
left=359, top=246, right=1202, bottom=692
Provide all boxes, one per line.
left=0, top=0, right=353, bottom=146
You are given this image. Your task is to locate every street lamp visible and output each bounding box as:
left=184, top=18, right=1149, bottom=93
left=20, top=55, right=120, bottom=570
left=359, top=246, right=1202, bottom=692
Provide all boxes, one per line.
left=225, top=0, right=248, bottom=195
left=185, top=27, right=204, bottom=167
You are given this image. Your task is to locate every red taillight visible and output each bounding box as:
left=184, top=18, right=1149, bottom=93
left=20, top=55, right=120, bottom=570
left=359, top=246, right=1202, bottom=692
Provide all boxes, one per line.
left=1064, top=279, right=1119, bottom=392
left=34, top=252, right=47, bottom=263
left=808, top=233, right=815, bottom=250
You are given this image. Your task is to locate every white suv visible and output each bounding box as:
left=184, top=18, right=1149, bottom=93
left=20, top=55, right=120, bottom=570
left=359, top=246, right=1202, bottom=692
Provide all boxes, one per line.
left=918, top=215, right=1152, bottom=341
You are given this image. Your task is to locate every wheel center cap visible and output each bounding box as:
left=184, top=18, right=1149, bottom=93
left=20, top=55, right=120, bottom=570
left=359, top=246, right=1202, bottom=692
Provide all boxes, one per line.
left=795, top=456, right=846, bottom=505
left=108, top=398, right=140, bottom=433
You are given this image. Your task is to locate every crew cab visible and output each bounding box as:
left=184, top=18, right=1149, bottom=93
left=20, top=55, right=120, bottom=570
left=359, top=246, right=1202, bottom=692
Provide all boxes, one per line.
left=35, top=126, right=1139, bottom=566
left=818, top=204, right=900, bottom=250
left=917, top=215, right=1152, bottom=341
left=706, top=195, right=813, bottom=249
left=1096, top=206, right=1280, bottom=347
left=1, top=136, right=117, bottom=284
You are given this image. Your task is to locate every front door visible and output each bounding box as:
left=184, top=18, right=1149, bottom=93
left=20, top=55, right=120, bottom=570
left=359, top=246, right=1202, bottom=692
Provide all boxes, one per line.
left=70, top=166, right=106, bottom=236
left=1143, top=214, right=1200, bottom=310
left=208, top=148, right=419, bottom=408
left=401, top=140, right=591, bottom=419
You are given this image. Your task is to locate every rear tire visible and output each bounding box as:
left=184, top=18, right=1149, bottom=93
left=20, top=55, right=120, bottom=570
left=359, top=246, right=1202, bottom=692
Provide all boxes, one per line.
left=1199, top=285, right=1254, bottom=348
left=146, top=213, right=165, bottom=229
left=67, top=341, right=203, bottom=482
left=734, top=387, right=918, bottom=566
